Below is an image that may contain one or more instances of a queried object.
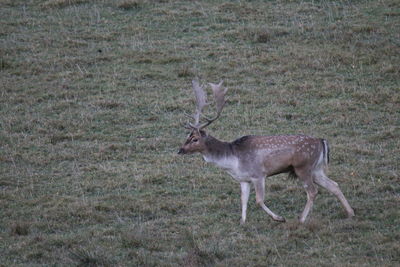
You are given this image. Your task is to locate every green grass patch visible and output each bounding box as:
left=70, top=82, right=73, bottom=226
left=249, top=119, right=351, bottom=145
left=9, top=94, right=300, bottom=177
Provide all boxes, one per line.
left=1, top=0, right=399, bottom=265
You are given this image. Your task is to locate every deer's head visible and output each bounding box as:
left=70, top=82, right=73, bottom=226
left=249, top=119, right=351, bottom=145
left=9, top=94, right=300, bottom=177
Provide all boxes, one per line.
left=177, top=129, right=207, bottom=155
left=178, top=79, right=227, bottom=155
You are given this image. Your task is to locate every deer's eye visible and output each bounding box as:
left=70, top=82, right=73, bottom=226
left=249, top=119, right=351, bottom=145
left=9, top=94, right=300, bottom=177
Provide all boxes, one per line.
left=192, top=138, right=198, bottom=143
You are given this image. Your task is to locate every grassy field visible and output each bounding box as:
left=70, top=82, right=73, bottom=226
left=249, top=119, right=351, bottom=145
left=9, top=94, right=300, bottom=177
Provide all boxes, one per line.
left=1, top=0, right=399, bottom=265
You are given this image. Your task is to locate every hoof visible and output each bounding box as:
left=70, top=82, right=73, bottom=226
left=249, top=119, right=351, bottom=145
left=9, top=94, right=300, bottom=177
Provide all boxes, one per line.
left=347, top=209, right=355, bottom=218
left=298, top=215, right=306, bottom=224
left=274, top=216, right=286, bottom=223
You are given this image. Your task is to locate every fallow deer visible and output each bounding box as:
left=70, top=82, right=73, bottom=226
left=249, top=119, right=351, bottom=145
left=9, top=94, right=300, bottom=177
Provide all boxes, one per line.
left=178, top=79, right=355, bottom=224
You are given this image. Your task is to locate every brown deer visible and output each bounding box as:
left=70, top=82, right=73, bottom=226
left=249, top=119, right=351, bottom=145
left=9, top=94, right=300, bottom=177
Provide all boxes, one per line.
left=178, top=79, right=355, bottom=224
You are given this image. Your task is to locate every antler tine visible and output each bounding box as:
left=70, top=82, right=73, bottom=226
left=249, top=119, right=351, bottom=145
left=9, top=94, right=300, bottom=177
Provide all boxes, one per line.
left=182, top=113, right=196, bottom=130
left=184, top=79, right=227, bottom=131
left=191, top=79, right=207, bottom=127
left=198, top=80, right=228, bottom=130
left=211, top=80, right=227, bottom=116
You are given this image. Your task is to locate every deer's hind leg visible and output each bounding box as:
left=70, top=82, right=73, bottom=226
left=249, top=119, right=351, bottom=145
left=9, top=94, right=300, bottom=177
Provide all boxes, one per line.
left=252, top=178, right=285, bottom=222
left=295, top=167, right=318, bottom=223
left=313, top=170, right=355, bottom=218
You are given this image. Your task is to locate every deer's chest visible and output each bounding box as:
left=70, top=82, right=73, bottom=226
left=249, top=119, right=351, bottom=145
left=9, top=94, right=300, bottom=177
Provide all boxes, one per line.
left=203, top=155, right=251, bottom=182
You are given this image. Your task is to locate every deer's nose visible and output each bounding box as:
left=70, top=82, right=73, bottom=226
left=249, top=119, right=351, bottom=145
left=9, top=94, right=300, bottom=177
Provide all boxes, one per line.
left=178, top=148, right=185, bottom=154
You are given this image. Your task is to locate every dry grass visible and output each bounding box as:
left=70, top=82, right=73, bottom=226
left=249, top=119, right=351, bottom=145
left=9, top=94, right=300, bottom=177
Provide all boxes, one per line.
left=1, top=0, right=399, bottom=265
left=41, top=0, right=90, bottom=9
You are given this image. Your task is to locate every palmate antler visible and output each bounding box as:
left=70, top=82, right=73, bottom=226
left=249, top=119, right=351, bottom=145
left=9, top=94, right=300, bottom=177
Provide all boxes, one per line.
left=186, top=79, right=228, bottom=131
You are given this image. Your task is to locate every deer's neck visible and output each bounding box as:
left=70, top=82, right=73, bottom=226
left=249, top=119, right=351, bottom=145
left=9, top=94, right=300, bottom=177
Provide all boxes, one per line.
left=202, top=135, right=235, bottom=163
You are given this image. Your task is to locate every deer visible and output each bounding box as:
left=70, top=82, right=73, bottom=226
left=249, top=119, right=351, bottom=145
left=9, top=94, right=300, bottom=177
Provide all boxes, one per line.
left=178, top=79, right=355, bottom=224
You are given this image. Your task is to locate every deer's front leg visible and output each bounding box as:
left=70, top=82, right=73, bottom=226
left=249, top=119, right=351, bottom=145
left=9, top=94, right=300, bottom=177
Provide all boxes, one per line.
left=240, top=182, right=250, bottom=224
left=253, top=178, right=286, bottom=222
